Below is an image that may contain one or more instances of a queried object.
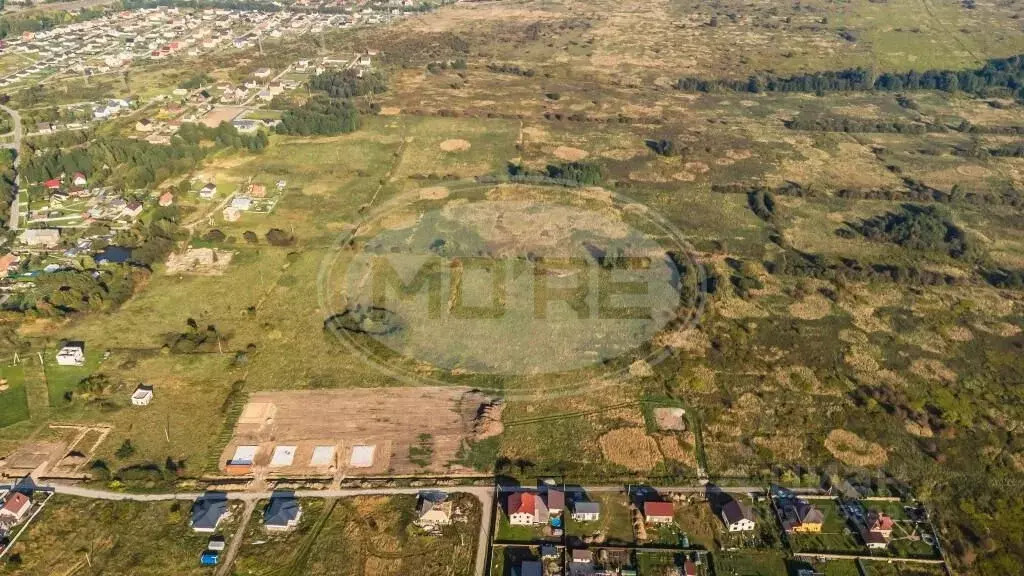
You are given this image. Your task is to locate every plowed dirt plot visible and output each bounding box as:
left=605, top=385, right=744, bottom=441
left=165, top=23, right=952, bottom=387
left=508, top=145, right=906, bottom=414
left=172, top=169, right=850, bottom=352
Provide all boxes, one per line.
left=220, top=387, right=492, bottom=476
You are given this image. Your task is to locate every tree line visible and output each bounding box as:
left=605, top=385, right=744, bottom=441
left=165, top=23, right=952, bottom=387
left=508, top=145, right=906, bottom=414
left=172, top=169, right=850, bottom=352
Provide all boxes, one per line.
left=676, top=54, right=1024, bottom=99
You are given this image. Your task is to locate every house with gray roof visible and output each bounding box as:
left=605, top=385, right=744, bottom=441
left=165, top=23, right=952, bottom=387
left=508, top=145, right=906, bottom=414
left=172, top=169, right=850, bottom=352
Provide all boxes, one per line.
left=264, top=494, right=302, bottom=531
left=191, top=495, right=228, bottom=533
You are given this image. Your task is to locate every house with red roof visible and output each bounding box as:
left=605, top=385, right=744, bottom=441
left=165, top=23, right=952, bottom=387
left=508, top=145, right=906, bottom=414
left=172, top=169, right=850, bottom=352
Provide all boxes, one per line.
left=0, top=492, right=32, bottom=524
left=159, top=191, right=174, bottom=207
left=507, top=492, right=549, bottom=526
left=44, top=178, right=61, bottom=190
left=867, top=511, right=895, bottom=538
left=643, top=500, right=675, bottom=524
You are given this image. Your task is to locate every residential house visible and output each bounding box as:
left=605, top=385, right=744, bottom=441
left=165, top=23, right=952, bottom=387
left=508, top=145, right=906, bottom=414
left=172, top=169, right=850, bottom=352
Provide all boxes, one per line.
left=866, top=511, right=895, bottom=538
left=571, top=549, right=593, bottom=564
left=231, top=196, right=253, bottom=211
left=643, top=501, right=674, bottom=524
left=131, top=384, right=154, bottom=406
left=56, top=342, right=85, bottom=366
left=247, top=183, right=266, bottom=198
left=72, top=172, right=87, bottom=187
left=190, top=496, right=228, bottom=532
left=862, top=528, right=888, bottom=550
left=123, top=201, right=144, bottom=218
left=159, top=191, right=174, bottom=206
left=254, top=67, right=272, bottom=78
left=861, top=511, right=895, bottom=549
left=507, top=492, right=549, bottom=526
left=571, top=501, right=600, bottom=522
left=513, top=561, right=542, bottom=576
left=0, top=492, right=32, bottom=524
left=264, top=495, right=302, bottom=531
left=781, top=501, right=825, bottom=534
left=199, top=183, right=217, bottom=199
left=545, top=488, right=565, bottom=515
left=44, top=178, right=61, bottom=190
left=416, top=492, right=453, bottom=528
left=720, top=499, right=756, bottom=532
left=683, top=558, right=698, bottom=576
left=0, top=253, right=20, bottom=276
left=21, top=228, right=60, bottom=247
left=36, top=122, right=52, bottom=134
left=136, top=118, right=154, bottom=132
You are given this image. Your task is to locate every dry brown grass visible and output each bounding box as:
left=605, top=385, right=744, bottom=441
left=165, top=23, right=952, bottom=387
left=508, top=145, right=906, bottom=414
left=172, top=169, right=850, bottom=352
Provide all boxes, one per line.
left=943, top=325, right=974, bottom=342
left=844, top=345, right=880, bottom=373
left=910, top=358, right=958, bottom=383
left=655, top=327, right=710, bottom=355
left=788, top=293, right=832, bottom=320
left=824, top=429, right=887, bottom=467
left=553, top=145, right=588, bottom=161
left=439, top=138, right=471, bottom=152
left=599, top=428, right=662, bottom=471
left=657, top=433, right=697, bottom=468
left=754, top=435, right=805, bottom=461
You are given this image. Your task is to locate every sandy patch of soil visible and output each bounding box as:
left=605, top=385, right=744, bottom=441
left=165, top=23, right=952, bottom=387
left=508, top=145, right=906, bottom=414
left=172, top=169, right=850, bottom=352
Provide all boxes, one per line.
left=599, top=428, right=662, bottom=471
left=439, top=139, right=471, bottom=152
left=653, top=407, right=686, bottom=431
left=417, top=186, right=450, bottom=200
left=684, top=161, right=710, bottom=174
left=165, top=248, right=234, bottom=276
left=379, top=107, right=401, bottom=116
left=672, top=171, right=696, bottom=181
left=825, top=429, right=887, bottom=467
left=553, top=146, right=589, bottom=161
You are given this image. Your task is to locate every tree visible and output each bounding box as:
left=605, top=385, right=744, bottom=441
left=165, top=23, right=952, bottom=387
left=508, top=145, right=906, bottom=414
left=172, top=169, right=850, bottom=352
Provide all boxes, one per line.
left=115, top=439, right=135, bottom=459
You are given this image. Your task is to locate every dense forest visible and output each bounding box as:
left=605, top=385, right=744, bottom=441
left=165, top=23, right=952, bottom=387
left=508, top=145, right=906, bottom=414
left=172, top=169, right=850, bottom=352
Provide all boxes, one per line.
left=677, top=54, right=1024, bottom=99
left=275, top=96, right=360, bottom=136
left=309, top=69, right=387, bottom=99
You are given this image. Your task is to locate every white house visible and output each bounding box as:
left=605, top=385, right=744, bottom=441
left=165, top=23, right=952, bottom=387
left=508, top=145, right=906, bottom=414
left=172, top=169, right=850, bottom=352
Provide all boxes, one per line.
left=199, top=183, right=217, bottom=199
left=507, top=492, right=548, bottom=526
left=0, top=493, right=32, bottom=524
left=131, top=384, right=154, bottom=406
left=721, top=500, right=756, bottom=532
left=571, top=501, right=600, bottom=522
left=56, top=343, right=85, bottom=367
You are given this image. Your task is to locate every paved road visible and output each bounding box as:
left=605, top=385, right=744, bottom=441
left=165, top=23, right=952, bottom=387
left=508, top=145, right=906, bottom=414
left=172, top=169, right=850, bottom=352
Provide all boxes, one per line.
left=38, top=482, right=495, bottom=576
left=0, top=102, right=22, bottom=230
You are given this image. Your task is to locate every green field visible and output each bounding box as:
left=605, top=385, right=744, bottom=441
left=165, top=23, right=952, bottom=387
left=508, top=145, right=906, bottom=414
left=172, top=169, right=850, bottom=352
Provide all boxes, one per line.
left=0, top=365, right=30, bottom=428
left=5, top=495, right=244, bottom=576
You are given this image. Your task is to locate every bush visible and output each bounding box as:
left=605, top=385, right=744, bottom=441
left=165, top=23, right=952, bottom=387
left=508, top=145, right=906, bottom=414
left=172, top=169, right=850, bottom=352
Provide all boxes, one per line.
left=115, top=439, right=135, bottom=459
left=265, top=228, right=295, bottom=246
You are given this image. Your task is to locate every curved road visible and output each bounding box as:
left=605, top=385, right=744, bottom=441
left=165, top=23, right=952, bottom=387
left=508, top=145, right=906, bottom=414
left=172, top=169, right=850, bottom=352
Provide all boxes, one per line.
left=0, top=102, right=22, bottom=230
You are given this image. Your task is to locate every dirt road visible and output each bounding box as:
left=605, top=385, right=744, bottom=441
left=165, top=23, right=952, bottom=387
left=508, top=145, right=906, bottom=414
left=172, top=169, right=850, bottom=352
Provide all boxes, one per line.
left=0, top=102, right=22, bottom=230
